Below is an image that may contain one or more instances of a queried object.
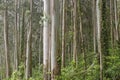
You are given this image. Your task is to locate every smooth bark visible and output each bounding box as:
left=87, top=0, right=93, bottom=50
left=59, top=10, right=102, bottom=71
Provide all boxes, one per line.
left=51, top=0, right=60, bottom=79
left=96, top=0, right=103, bottom=80
left=73, top=0, right=77, bottom=66
left=114, top=0, right=118, bottom=41
left=62, top=0, right=65, bottom=68
left=43, top=0, right=50, bottom=80
left=14, top=0, right=18, bottom=70
left=4, top=0, right=10, bottom=78
left=25, top=0, right=33, bottom=79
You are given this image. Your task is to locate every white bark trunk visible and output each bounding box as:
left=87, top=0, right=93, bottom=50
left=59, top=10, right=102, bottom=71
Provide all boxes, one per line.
left=62, top=0, right=65, bottom=68
left=114, top=0, right=118, bottom=41
left=96, top=0, right=103, bottom=80
left=73, top=0, right=77, bottom=66
left=51, top=0, right=60, bottom=79
left=43, top=0, right=50, bottom=80
left=4, top=0, right=10, bottom=78
left=92, top=0, right=96, bottom=53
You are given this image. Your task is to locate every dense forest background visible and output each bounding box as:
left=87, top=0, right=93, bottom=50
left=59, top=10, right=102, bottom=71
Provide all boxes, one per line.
left=0, top=0, right=120, bottom=80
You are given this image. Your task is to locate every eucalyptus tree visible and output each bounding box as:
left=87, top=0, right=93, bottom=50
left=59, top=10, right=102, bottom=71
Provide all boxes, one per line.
left=43, top=0, right=50, bottom=80
left=25, top=0, right=33, bottom=79
left=96, top=0, right=103, bottom=80
left=62, top=0, right=65, bottom=68
left=110, top=0, right=114, bottom=47
left=51, top=0, right=61, bottom=79
left=4, top=0, right=10, bottom=78
left=14, top=0, right=18, bottom=71
left=92, top=0, right=97, bottom=53
left=114, top=0, right=119, bottom=41
left=73, top=0, right=77, bottom=66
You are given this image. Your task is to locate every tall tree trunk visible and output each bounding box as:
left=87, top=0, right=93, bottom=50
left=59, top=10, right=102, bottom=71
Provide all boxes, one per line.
left=4, top=0, right=10, bottom=78
left=114, top=0, right=118, bottom=41
left=51, top=0, right=60, bottom=79
left=14, top=0, right=18, bottom=71
left=92, top=0, right=97, bottom=53
left=17, top=0, right=20, bottom=66
left=25, top=0, right=33, bottom=79
left=39, top=24, right=42, bottom=68
left=43, top=0, right=50, bottom=80
left=96, top=0, right=103, bottom=80
left=20, top=0, right=25, bottom=63
left=73, top=0, right=77, bottom=67
left=70, top=0, right=73, bottom=63
left=110, top=0, right=114, bottom=48
left=48, top=10, right=51, bottom=80
left=62, top=0, right=65, bottom=68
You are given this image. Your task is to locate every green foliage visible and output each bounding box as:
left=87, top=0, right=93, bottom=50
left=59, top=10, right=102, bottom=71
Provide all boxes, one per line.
left=104, top=48, right=120, bottom=80
left=30, top=64, right=43, bottom=80
left=60, top=62, right=78, bottom=80
left=5, top=48, right=120, bottom=80
left=8, top=64, right=43, bottom=80
left=25, top=10, right=31, bottom=16
left=9, top=63, right=25, bottom=80
left=58, top=58, right=99, bottom=80
left=58, top=48, right=120, bottom=80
